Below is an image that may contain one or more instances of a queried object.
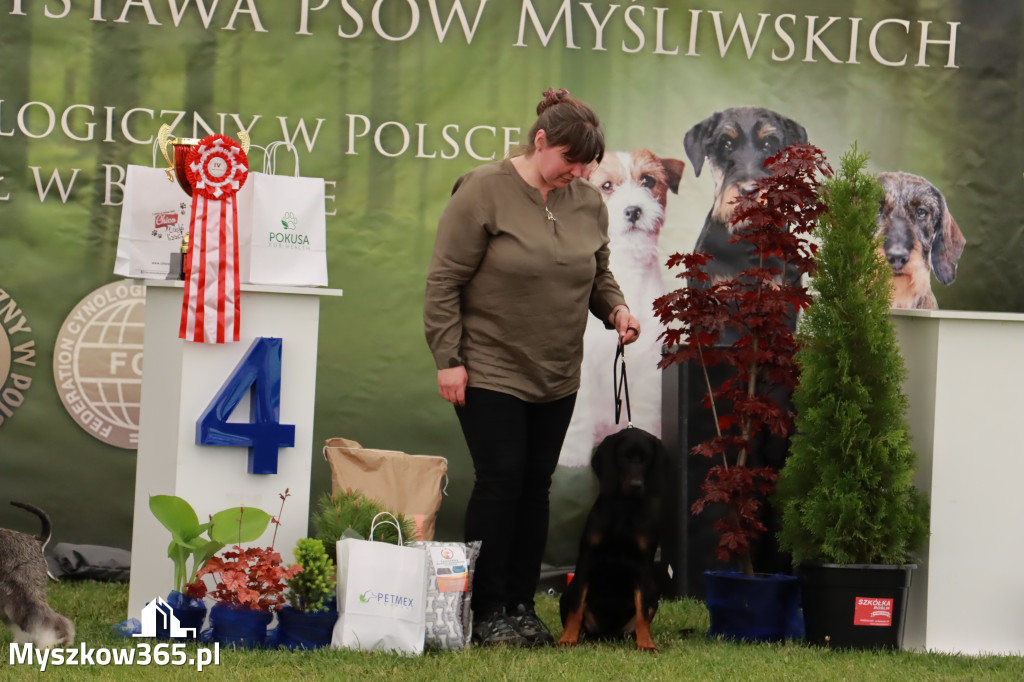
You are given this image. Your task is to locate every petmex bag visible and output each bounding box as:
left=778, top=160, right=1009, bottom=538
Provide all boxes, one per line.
left=331, top=512, right=427, bottom=655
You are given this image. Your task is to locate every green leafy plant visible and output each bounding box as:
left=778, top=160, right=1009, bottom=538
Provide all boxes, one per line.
left=774, top=145, right=929, bottom=565
left=149, top=494, right=273, bottom=593
left=184, top=490, right=301, bottom=611
left=310, top=489, right=414, bottom=563
left=286, top=538, right=336, bottom=613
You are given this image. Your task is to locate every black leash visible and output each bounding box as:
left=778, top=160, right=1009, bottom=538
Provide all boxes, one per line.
left=614, top=339, right=632, bottom=427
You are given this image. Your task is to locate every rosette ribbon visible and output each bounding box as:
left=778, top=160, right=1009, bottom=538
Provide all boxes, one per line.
left=179, top=134, right=249, bottom=344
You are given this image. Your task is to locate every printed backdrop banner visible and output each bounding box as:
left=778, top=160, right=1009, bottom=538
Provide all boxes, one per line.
left=0, top=3, right=1021, bottom=567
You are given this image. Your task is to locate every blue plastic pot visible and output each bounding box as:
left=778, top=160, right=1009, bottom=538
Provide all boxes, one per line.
left=704, top=570, right=804, bottom=642
left=153, top=590, right=207, bottom=639
left=207, top=602, right=273, bottom=648
left=272, top=605, right=338, bottom=650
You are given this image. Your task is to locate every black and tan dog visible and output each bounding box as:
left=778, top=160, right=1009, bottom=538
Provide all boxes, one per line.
left=876, top=171, right=966, bottom=309
left=558, top=427, right=668, bottom=652
left=683, top=106, right=808, bottom=287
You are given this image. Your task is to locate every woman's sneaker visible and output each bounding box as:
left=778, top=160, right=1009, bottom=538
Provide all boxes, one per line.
left=510, top=604, right=555, bottom=647
left=472, top=609, right=528, bottom=647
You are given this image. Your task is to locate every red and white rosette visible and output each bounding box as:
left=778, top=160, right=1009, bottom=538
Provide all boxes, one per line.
left=178, top=134, right=249, bottom=344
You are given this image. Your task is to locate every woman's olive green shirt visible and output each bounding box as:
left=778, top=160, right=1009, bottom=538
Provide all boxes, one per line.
left=424, top=158, right=626, bottom=403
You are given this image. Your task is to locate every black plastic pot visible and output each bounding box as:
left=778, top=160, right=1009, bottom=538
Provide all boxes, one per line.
left=797, top=563, right=915, bottom=650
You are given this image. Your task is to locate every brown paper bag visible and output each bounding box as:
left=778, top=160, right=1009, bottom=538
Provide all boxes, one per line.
left=323, top=437, right=448, bottom=540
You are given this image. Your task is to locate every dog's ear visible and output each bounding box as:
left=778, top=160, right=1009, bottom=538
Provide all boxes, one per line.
left=591, top=438, right=609, bottom=480
left=660, top=158, right=685, bottom=194
left=931, top=192, right=966, bottom=285
left=780, top=116, right=808, bottom=146
left=683, top=113, right=719, bottom=178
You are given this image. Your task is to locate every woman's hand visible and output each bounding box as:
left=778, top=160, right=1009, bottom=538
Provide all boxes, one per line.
left=437, top=366, right=468, bottom=406
left=610, top=305, right=641, bottom=345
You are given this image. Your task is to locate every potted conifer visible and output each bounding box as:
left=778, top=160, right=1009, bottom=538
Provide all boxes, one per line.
left=655, top=143, right=830, bottom=641
left=773, top=146, right=929, bottom=650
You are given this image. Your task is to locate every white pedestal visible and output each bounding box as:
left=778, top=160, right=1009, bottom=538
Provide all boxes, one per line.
left=893, top=309, right=1024, bottom=656
left=127, top=280, right=342, bottom=620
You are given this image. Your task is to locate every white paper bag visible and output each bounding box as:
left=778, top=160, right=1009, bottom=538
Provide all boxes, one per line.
left=237, top=143, right=328, bottom=287
left=114, top=164, right=190, bottom=279
left=332, top=513, right=427, bottom=655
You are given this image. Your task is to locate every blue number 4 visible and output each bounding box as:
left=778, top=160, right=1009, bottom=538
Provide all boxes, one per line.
left=196, top=337, right=296, bottom=475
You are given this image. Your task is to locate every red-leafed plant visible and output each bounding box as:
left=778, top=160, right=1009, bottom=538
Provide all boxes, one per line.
left=654, top=144, right=832, bottom=576
left=186, top=489, right=302, bottom=611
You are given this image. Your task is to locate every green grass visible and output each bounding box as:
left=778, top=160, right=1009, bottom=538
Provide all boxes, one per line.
left=2, top=581, right=1022, bottom=681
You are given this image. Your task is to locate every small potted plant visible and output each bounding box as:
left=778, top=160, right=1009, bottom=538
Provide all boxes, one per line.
left=274, top=537, right=338, bottom=650
left=148, top=494, right=274, bottom=638
left=654, top=143, right=831, bottom=641
left=185, top=490, right=300, bottom=648
left=773, top=146, right=929, bottom=649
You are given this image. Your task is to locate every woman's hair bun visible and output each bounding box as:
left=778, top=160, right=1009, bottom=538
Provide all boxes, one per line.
left=537, top=87, right=571, bottom=115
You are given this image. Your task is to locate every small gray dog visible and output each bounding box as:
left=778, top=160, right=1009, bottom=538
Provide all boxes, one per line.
left=0, top=502, right=75, bottom=647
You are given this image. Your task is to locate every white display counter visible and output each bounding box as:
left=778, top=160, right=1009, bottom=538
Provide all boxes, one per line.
left=126, top=280, right=342, bottom=621
left=893, top=308, right=1024, bottom=656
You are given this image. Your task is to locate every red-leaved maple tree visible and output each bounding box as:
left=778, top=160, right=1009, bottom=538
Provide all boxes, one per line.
left=654, top=144, right=832, bottom=576
left=186, top=489, right=302, bottom=611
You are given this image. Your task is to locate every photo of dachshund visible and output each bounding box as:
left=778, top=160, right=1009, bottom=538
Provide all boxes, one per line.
left=558, top=427, right=668, bottom=651
left=683, top=106, right=808, bottom=307
left=558, top=149, right=684, bottom=468
left=876, top=171, right=966, bottom=309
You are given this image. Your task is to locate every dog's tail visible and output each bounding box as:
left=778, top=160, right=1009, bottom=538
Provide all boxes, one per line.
left=10, top=501, right=52, bottom=546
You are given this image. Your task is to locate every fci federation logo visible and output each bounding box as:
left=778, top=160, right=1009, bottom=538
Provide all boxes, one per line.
left=53, top=281, right=146, bottom=449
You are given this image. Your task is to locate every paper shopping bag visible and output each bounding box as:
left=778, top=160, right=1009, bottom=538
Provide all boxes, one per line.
left=331, top=513, right=427, bottom=654
left=114, top=164, right=191, bottom=279
left=236, top=143, right=328, bottom=286
left=323, top=437, right=448, bottom=541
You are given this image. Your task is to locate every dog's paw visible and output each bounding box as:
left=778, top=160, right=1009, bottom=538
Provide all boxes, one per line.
left=636, top=640, right=658, bottom=653
left=557, top=634, right=579, bottom=647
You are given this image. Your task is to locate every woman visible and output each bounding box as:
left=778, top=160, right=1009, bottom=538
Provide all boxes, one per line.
left=423, top=88, right=641, bottom=646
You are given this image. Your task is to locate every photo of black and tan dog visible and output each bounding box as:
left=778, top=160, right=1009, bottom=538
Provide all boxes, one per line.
left=558, top=427, right=668, bottom=652
left=876, top=171, right=966, bottom=309
left=558, top=149, right=685, bottom=469
left=683, top=106, right=809, bottom=310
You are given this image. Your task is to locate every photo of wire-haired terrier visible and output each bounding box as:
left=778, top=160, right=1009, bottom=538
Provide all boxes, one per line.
left=876, top=171, right=966, bottom=309
left=0, top=502, right=75, bottom=648
left=559, top=149, right=685, bottom=468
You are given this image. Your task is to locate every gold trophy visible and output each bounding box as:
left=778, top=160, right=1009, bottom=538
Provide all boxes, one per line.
left=157, top=124, right=250, bottom=278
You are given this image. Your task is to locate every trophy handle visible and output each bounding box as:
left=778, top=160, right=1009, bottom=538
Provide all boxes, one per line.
left=237, top=129, right=250, bottom=154
left=157, top=124, right=174, bottom=167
